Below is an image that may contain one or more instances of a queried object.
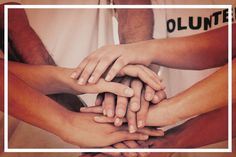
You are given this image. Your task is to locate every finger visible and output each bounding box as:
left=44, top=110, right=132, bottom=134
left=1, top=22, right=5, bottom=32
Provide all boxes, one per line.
left=111, top=131, right=149, bottom=143
left=80, top=106, right=103, bottom=113
left=103, top=93, right=115, bottom=118
left=94, top=115, right=127, bottom=124
left=89, top=54, right=120, bottom=83
left=115, top=96, right=128, bottom=118
left=115, top=78, right=130, bottom=118
left=95, top=93, right=104, bottom=106
left=70, top=57, right=89, bottom=79
left=129, top=79, right=142, bottom=112
left=78, top=59, right=100, bottom=85
left=156, top=90, right=167, bottom=102
left=120, top=65, right=162, bottom=91
left=127, top=109, right=137, bottom=133
left=105, top=56, right=128, bottom=81
left=144, top=85, right=155, bottom=102
left=114, top=117, right=123, bottom=127
left=151, top=90, right=167, bottom=104
left=137, top=128, right=164, bottom=137
left=94, top=116, right=116, bottom=123
left=138, top=65, right=162, bottom=85
left=137, top=91, right=149, bottom=128
left=100, top=81, right=134, bottom=97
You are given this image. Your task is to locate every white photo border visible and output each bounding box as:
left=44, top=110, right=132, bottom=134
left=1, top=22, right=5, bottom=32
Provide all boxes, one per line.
left=4, top=4, right=232, bottom=153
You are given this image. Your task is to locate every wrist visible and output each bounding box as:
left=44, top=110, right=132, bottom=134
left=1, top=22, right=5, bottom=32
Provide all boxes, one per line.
left=52, top=110, right=77, bottom=140
left=146, top=99, right=183, bottom=127
left=42, top=102, right=74, bottom=139
left=52, top=66, right=82, bottom=95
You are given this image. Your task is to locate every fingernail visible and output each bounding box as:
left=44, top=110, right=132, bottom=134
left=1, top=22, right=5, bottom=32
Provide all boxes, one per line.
left=131, top=102, right=139, bottom=111
left=141, top=135, right=149, bottom=140
left=94, top=116, right=101, bottom=121
left=105, top=74, right=111, bottom=81
left=145, top=93, right=152, bottom=101
left=70, top=72, right=77, bottom=79
left=115, top=118, right=121, bottom=125
left=78, top=78, right=84, bottom=85
left=124, top=88, right=134, bottom=97
left=138, top=120, right=143, bottom=128
left=103, top=109, right=106, bottom=116
left=117, top=108, right=124, bottom=117
left=88, top=76, right=95, bottom=83
left=107, top=109, right=114, bottom=117
left=129, top=125, right=136, bottom=133
left=153, top=95, right=159, bottom=102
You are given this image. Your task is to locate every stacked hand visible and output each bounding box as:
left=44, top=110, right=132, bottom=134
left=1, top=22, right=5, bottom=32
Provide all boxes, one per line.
left=66, top=49, right=168, bottom=156
left=68, top=44, right=166, bottom=132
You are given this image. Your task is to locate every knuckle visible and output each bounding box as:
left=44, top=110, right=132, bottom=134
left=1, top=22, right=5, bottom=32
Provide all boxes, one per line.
left=102, top=55, right=113, bottom=62
left=127, top=117, right=134, bottom=123
left=93, top=68, right=103, bottom=76
left=81, top=69, right=91, bottom=76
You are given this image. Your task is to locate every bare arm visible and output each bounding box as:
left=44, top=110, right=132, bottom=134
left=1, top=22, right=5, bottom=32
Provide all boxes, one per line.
left=145, top=105, right=235, bottom=150
left=0, top=66, right=150, bottom=148
left=114, top=0, right=154, bottom=44
left=0, top=3, right=55, bottom=65
left=6, top=60, right=159, bottom=97
left=145, top=25, right=235, bottom=69
left=146, top=58, right=236, bottom=127
left=73, top=24, right=235, bottom=82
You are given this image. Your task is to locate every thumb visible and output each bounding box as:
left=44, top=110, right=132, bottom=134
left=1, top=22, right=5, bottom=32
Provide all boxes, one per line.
left=111, top=131, right=149, bottom=143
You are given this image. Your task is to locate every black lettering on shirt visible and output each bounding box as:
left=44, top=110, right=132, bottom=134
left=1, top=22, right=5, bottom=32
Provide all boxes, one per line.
left=203, top=16, right=212, bottom=30
left=166, top=7, right=235, bottom=33
left=212, top=11, right=221, bottom=25
left=223, top=9, right=228, bottom=23
left=177, top=17, right=187, bottom=30
left=189, top=16, right=202, bottom=30
left=167, top=19, right=176, bottom=33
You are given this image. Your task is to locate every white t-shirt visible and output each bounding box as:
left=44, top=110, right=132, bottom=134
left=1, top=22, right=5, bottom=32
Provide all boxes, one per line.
left=152, top=0, right=236, bottom=97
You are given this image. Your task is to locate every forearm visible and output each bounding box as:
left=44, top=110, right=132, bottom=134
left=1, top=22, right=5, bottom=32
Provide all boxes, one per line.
left=115, top=0, right=153, bottom=44
left=132, top=24, right=235, bottom=69
left=147, top=59, right=236, bottom=126
left=0, top=69, right=70, bottom=137
left=148, top=105, right=235, bottom=148
left=6, top=60, right=74, bottom=95
left=0, top=3, right=55, bottom=65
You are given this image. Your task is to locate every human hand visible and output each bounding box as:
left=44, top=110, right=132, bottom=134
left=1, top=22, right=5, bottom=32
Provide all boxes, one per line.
left=57, top=67, right=134, bottom=97
left=83, top=97, right=179, bottom=128
left=59, top=112, right=163, bottom=148
left=80, top=77, right=167, bottom=132
left=71, top=64, right=163, bottom=91
left=71, top=43, right=156, bottom=85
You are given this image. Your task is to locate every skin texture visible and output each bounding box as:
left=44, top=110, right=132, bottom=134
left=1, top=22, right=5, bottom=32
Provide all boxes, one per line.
left=7, top=60, right=161, bottom=98
left=0, top=2, right=85, bottom=111
left=81, top=105, right=235, bottom=157
left=73, top=24, right=236, bottom=83
left=0, top=62, right=165, bottom=148
left=90, top=0, right=158, bottom=134
left=86, top=59, right=235, bottom=127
